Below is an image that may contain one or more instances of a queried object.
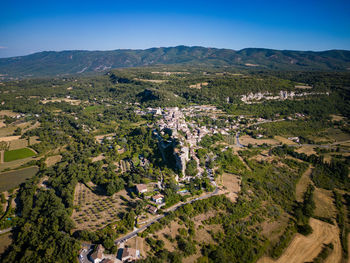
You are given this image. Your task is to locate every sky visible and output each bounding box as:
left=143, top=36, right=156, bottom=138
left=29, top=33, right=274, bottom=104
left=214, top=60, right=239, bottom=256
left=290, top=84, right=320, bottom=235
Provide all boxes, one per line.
left=0, top=0, right=350, bottom=57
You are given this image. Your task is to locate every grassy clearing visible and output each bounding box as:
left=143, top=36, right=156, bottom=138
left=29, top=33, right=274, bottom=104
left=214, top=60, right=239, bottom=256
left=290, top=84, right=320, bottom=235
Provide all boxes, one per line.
left=45, top=155, right=62, bottom=167
left=0, top=233, right=12, bottom=255
left=84, top=105, right=104, bottom=113
left=313, top=188, right=337, bottom=220
left=295, top=166, right=312, bottom=202
left=0, top=166, right=38, bottom=192
left=4, top=148, right=36, bottom=162
left=217, top=173, right=241, bottom=203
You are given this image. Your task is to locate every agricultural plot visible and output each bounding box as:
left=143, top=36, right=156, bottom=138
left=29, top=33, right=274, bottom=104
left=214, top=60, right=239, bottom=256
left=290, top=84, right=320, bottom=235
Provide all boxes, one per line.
left=72, top=183, right=130, bottom=231
left=4, top=148, right=36, bottom=162
left=0, top=166, right=38, bottom=192
left=258, top=218, right=341, bottom=263
left=239, top=135, right=279, bottom=146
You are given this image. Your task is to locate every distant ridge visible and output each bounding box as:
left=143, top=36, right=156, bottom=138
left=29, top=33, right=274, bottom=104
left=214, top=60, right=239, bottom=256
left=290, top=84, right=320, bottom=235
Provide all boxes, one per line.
left=0, top=46, right=350, bottom=79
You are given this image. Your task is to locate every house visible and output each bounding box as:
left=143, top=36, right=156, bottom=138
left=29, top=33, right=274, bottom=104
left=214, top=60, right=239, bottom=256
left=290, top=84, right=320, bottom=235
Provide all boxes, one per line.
left=121, top=247, right=140, bottom=262
left=135, top=184, right=148, bottom=194
left=152, top=194, right=164, bottom=204
left=90, top=244, right=104, bottom=263
left=146, top=205, right=158, bottom=214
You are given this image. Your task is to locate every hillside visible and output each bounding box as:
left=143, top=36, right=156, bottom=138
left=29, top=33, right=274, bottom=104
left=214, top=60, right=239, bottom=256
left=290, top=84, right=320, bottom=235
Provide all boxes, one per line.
left=0, top=46, right=350, bottom=79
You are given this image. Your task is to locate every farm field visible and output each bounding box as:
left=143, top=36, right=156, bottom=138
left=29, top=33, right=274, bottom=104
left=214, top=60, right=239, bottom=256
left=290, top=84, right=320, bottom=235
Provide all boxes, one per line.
left=72, top=183, right=130, bottom=231
left=258, top=218, right=341, bottom=263
left=0, top=166, right=38, bottom=192
left=239, top=135, right=279, bottom=146
left=4, top=148, right=36, bottom=162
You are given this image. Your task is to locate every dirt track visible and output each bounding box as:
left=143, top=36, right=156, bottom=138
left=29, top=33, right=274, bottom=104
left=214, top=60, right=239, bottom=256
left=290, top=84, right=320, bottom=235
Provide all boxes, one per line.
left=258, top=218, right=341, bottom=263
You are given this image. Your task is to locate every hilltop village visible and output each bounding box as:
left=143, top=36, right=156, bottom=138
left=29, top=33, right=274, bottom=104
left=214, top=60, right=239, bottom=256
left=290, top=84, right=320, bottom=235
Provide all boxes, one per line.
left=0, top=68, right=349, bottom=263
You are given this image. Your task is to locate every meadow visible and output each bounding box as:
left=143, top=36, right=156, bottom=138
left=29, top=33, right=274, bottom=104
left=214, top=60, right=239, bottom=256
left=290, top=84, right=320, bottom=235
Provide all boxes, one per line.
left=4, top=148, right=36, bottom=162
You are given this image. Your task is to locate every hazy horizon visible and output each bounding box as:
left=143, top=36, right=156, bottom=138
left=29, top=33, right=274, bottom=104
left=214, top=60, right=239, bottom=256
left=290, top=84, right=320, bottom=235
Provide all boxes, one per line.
left=1, top=0, right=350, bottom=58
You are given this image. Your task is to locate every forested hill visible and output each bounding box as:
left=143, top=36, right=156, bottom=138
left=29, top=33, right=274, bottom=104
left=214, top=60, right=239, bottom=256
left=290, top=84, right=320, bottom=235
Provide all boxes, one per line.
left=0, top=46, right=350, bottom=79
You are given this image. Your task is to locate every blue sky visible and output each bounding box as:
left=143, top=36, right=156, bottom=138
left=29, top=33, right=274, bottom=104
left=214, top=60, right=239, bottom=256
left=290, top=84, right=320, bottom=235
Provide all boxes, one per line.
left=0, top=0, right=349, bottom=57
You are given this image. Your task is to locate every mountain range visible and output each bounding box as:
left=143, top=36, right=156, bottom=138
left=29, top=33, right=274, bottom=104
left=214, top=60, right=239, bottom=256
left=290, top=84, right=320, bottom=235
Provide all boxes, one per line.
left=0, top=46, right=350, bottom=79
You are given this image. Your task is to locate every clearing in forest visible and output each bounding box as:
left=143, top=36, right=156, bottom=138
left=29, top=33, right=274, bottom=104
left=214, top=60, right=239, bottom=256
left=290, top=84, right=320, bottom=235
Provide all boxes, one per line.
left=217, top=173, right=241, bottom=203
left=72, top=183, right=130, bottom=231
left=258, top=218, right=341, bottom=263
left=295, top=166, right=312, bottom=202
left=45, top=155, right=62, bottom=167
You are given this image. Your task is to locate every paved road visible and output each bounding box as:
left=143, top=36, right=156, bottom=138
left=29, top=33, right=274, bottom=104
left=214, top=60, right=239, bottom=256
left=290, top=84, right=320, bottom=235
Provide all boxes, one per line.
left=0, top=227, right=12, bottom=235
left=114, top=186, right=219, bottom=245
left=78, top=244, right=93, bottom=263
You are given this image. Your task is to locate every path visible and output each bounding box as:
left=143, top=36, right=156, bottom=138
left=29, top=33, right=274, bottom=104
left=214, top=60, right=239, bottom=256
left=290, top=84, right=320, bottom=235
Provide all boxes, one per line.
left=0, top=150, right=3, bottom=164
left=236, top=132, right=245, bottom=148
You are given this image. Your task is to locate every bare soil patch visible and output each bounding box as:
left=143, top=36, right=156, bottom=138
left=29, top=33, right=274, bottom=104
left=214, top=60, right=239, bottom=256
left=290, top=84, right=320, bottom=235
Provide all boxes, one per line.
left=330, top=115, right=345, bottom=122
left=0, top=110, right=17, bottom=117
left=295, top=85, right=312, bottom=89
left=189, top=82, right=208, bottom=89
left=94, top=133, right=115, bottom=144
left=0, top=136, right=20, bottom=142
left=41, top=98, right=81, bottom=105
left=45, top=155, right=62, bottom=167
left=258, top=218, right=341, bottom=263
left=91, top=154, right=105, bottom=163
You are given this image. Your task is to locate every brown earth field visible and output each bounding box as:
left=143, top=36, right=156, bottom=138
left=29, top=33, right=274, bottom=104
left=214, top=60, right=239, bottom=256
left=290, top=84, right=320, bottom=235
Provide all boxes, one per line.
left=258, top=218, right=341, bottom=263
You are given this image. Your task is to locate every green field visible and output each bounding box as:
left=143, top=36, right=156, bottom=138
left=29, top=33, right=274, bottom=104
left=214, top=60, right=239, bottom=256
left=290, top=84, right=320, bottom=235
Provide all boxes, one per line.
left=0, top=166, right=38, bottom=192
left=4, top=148, right=36, bottom=162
